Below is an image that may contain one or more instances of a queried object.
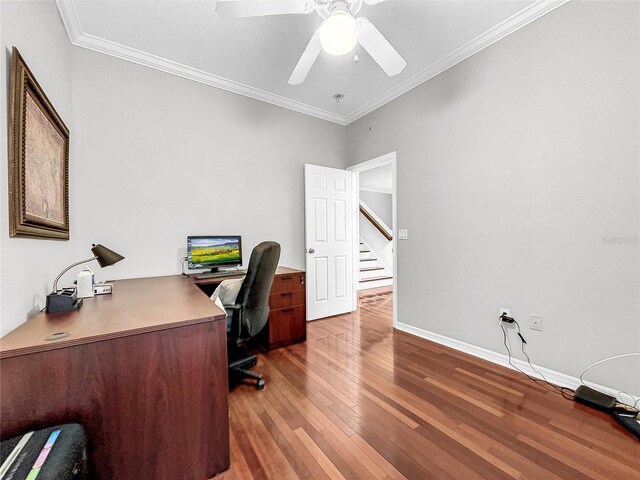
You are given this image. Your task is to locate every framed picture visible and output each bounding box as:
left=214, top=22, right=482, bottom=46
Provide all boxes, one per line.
left=8, top=47, right=70, bottom=240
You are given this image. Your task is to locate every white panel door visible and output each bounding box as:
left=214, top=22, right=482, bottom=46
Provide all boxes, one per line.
left=305, top=164, right=354, bottom=320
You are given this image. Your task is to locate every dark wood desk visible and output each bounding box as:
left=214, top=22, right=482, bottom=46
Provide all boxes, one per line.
left=0, top=275, right=230, bottom=479
left=191, top=266, right=306, bottom=350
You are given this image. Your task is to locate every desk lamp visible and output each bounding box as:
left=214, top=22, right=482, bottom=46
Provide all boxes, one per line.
left=46, top=244, right=124, bottom=313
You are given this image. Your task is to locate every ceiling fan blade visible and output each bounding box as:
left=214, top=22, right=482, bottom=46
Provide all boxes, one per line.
left=356, top=17, right=406, bottom=77
left=363, top=0, right=387, bottom=4
left=215, top=0, right=313, bottom=18
left=288, top=29, right=322, bottom=85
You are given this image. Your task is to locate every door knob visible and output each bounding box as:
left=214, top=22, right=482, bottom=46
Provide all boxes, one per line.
left=307, top=248, right=315, bottom=254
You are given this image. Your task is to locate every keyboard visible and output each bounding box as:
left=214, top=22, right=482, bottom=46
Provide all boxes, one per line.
left=195, top=270, right=246, bottom=280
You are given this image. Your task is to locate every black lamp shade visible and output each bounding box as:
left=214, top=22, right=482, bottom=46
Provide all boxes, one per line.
left=91, top=244, right=125, bottom=268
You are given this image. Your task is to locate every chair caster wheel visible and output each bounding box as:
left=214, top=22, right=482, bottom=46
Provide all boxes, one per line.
left=256, top=379, right=265, bottom=390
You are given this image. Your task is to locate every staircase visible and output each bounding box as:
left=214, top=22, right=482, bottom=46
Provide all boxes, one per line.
left=358, top=238, right=393, bottom=290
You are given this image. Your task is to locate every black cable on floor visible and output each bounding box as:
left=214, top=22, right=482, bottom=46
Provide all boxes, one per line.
left=500, top=321, right=574, bottom=401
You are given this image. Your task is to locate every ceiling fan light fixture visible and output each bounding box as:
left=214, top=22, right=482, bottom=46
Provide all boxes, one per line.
left=320, top=8, right=357, bottom=56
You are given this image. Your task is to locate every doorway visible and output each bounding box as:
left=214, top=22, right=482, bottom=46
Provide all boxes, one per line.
left=347, top=152, right=398, bottom=328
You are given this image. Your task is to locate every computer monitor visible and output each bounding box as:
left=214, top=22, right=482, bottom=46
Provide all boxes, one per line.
left=187, top=236, right=242, bottom=272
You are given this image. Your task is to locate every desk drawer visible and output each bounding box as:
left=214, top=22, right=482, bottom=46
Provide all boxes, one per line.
left=268, top=306, right=306, bottom=347
left=269, top=289, right=304, bottom=310
left=271, top=273, right=305, bottom=294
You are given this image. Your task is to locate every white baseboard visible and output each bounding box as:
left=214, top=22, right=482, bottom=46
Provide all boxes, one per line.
left=395, top=322, right=639, bottom=403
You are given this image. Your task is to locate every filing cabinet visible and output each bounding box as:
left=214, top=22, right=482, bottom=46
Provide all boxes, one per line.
left=264, top=268, right=306, bottom=350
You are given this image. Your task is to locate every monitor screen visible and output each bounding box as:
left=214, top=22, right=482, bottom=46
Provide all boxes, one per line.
left=187, top=236, right=242, bottom=270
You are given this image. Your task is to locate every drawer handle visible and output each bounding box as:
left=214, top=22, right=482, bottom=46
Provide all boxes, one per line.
left=281, top=292, right=293, bottom=297
left=281, top=308, right=294, bottom=313
left=281, top=276, right=293, bottom=281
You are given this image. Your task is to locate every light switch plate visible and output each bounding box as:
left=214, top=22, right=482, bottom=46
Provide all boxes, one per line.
left=398, top=229, right=408, bottom=240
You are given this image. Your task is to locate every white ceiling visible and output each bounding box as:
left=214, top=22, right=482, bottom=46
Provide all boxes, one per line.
left=56, top=0, right=567, bottom=124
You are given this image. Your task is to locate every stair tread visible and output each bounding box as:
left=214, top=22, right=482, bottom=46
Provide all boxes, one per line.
left=359, top=276, right=393, bottom=283
left=360, top=258, right=377, bottom=262
left=360, top=266, right=384, bottom=272
left=360, top=250, right=371, bottom=253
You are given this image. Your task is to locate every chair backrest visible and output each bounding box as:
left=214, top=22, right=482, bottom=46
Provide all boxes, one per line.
left=236, top=241, right=281, bottom=339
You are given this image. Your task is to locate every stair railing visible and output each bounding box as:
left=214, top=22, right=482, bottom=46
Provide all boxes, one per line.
left=359, top=202, right=392, bottom=241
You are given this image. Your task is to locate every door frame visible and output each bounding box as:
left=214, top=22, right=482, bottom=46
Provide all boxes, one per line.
left=346, top=152, right=398, bottom=328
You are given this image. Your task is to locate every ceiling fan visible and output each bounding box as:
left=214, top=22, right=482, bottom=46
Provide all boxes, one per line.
left=214, top=0, right=407, bottom=85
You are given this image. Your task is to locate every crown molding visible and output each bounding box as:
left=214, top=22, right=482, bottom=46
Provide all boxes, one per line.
left=343, top=0, right=570, bottom=125
left=75, top=32, right=347, bottom=125
left=55, top=0, right=83, bottom=40
left=56, top=0, right=568, bottom=127
left=54, top=0, right=346, bottom=125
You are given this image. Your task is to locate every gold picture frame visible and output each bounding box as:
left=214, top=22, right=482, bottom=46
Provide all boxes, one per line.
left=9, top=47, right=70, bottom=240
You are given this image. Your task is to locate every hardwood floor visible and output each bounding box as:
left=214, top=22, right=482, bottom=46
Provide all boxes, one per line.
left=217, top=287, right=639, bottom=480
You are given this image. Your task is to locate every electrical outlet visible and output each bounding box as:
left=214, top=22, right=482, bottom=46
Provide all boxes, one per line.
left=499, top=308, right=510, bottom=325
left=398, top=229, right=408, bottom=240
left=530, top=314, right=542, bottom=331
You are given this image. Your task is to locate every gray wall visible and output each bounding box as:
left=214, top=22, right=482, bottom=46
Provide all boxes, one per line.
left=0, top=1, right=78, bottom=335
left=70, top=48, right=347, bottom=284
left=0, top=1, right=347, bottom=335
left=347, top=1, right=640, bottom=393
left=360, top=191, right=392, bottom=227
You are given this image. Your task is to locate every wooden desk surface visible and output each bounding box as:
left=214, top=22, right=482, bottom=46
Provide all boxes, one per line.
left=189, top=265, right=303, bottom=285
left=0, top=275, right=226, bottom=359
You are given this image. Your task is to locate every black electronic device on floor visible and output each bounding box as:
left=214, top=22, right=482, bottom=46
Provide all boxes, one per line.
left=612, top=411, right=640, bottom=439
left=0, top=424, right=88, bottom=479
left=575, top=385, right=640, bottom=440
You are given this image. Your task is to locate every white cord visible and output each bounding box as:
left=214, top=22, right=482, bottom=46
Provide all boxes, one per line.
left=579, top=353, right=640, bottom=403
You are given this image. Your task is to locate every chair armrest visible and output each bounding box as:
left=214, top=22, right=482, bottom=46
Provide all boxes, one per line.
left=225, top=304, right=243, bottom=341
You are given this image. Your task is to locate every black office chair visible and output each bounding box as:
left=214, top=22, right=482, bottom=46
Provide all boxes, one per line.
left=226, top=241, right=280, bottom=390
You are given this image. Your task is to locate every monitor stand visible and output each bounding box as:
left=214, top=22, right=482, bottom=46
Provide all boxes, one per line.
left=208, top=267, right=221, bottom=274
